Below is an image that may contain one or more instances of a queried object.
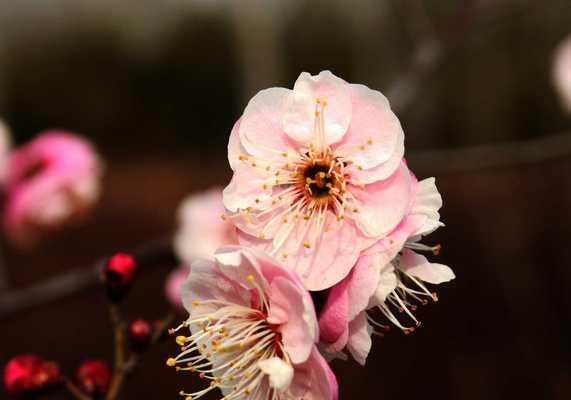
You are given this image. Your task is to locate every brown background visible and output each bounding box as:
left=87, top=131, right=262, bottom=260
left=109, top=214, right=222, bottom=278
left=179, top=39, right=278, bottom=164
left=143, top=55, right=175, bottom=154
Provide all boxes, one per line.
left=1, top=1, right=571, bottom=399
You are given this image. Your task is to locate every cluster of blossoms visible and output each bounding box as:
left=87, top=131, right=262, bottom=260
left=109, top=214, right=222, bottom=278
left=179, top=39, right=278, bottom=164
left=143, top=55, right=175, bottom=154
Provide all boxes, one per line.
left=0, top=124, right=102, bottom=247
left=168, top=71, right=454, bottom=399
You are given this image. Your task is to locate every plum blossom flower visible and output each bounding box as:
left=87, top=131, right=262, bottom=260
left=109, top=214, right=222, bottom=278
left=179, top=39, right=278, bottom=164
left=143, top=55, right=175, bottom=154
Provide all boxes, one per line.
left=553, top=33, right=571, bottom=113
left=166, top=245, right=338, bottom=400
left=3, top=131, right=102, bottom=246
left=174, top=187, right=238, bottom=265
left=224, top=70, right=410, bottom=290
left=317, top=176, right=454, bottom=364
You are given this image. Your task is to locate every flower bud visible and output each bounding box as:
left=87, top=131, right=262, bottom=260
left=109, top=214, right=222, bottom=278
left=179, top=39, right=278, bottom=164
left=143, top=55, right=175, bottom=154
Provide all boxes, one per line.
left=3, top=355, right=60, bottom=396
left=103, top=253, right=136, bottom=301
left=76, top=360, right=112, bottom=397
left=128, top=319, right=152, bottom=351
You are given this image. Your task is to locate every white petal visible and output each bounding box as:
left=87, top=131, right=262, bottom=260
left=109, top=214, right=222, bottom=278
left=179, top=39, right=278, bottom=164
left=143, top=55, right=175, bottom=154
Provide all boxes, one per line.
left=371, top=262, right=398, bottom=305
left=399, top=249, right=455, bottom=284
left=411, top=177, right=444, bottom=236
left=258, top=357, right=294, bottom=390
left=346, top=312, right=373, bottom=366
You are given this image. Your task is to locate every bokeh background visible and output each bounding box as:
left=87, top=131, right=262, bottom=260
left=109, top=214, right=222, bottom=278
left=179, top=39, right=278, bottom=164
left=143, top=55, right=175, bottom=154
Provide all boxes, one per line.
left=1, top=0, right=571, bottom=399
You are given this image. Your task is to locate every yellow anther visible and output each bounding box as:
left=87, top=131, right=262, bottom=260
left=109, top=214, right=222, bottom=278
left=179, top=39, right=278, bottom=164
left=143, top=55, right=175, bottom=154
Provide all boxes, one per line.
left=168, top=328, right=175, bottom=335
left=246, top=275, right=255, bottom=283
left=367, top=138, right=373, bottom=145
left=192, top=300, right=200, bottom=306
left=282, top=152, right=288, bottom=157
left=176, top=336, right=188, bottom=346
left=303, top=242, right=311, bottom=249
left=239, top=155, right=248, bottom=161
left=166, top=358, right=177, bottom=367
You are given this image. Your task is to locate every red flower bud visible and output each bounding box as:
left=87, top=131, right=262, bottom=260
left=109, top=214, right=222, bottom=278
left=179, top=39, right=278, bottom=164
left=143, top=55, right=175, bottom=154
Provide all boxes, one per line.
left=4, top=355, right=61, bottom=396
left=128, top=319, right=152, bottom=350
left=103, top=253, right=136, bottom=301
left=76, top=360, right=112, bottom=396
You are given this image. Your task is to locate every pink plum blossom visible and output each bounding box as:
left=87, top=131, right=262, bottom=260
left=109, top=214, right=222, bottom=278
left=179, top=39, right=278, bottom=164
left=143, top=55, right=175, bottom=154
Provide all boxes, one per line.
left=318, top=176, right=454, bottom=364
left=224, top=70, right=411, bottom=290
left=3, top=130, right=102, bottom=246
left=167, top=245, right=338, bottom=400
left=165, top=267, right=189, bottom=309
left=553, top=33, right=571, bottom=113
left=174, top=187, right=238, bottom=265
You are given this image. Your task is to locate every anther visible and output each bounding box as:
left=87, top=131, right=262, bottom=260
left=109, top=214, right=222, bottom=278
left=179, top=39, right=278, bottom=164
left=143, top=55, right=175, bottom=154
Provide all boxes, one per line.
left=166, top=358, right=177, bottom=367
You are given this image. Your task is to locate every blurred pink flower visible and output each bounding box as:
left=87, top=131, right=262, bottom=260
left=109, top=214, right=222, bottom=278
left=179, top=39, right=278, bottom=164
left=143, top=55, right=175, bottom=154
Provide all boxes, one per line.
left=224, top=70, right=410, bottom=290
left=553, top=34, right=571, bottom=113
left=164, top=267, right=188, bottom=309
left=167, top=245, right=338, bottom=400
left=318, top=177, right=454, bottom=364
left=3, top=130, right=102, bottom=246
left=174, top=187, right=238, bottom=265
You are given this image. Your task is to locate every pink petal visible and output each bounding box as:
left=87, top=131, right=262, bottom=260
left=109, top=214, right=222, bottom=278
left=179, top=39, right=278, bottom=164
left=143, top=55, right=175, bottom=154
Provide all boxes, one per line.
left=280, top=212, right=362, bottom=291
left=346, top=253, right=382, bottom=321
left=335, top=83, right=403, bottom=169
left=346, top=129, right=404, bottom=184
left=222, top=164, right=272, bottom=212
left=318, top=278, right=349, bottom=344
left=239, top=87, right=299, bottom=160
left=165, top=267, right=189, bottom=309
left=182, top=258, right=250, bottom=316
left=268, top=277, right=316, bottom=364
left=351, top=161, right=413, bottom=238
left=283, top=71, right=351, bottom=146
left=290, top=348, right=338, bottom=400
left=399, top=249, right=455, bottom=284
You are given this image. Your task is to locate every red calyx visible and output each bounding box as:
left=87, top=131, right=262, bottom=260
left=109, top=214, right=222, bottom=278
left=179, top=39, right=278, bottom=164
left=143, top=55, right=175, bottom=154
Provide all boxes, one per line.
left=4, top=355, right=61, bottom=396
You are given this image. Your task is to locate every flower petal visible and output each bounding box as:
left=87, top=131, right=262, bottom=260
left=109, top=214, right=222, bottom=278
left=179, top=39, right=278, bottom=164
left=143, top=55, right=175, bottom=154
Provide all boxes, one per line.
left=290, top=348, right=338, bottom=400
left=399, top=249, right=455, bottom=284
left=351, top=161, right=413, bottom=238
left=410, top=177, right=444, bottom=236
left=239, top=87, right=299, bottom=161
left=346, top=312, right=373, bottom=366
left=258, top=357, right=294, bottom=391
left=282, top=212, right=362, bottom=291
left=222, top=164, right=272, bottom=212
left=182, top=258, right=250, bottom=316
left=346, top=253, right=382, bottom=321
left=268, top=276, right=316, bottom=364
left=335, top=83, right=403, bottom=169
left=283, top=71, right=351, bottom=146
left=318, top=278, right=349, bottom=344
left=370, top=262, right=398, bottom=306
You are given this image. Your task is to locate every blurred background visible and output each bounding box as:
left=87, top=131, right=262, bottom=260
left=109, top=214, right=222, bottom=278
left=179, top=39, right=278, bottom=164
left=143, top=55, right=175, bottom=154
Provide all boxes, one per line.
left=1, top=0, right=571, bottom=399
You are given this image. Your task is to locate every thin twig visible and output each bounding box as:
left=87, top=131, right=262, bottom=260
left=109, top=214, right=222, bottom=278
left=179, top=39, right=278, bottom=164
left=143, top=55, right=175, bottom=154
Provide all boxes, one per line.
left=106, top=304, right=127, bottom=400
left=64, top=377, right=92, bottom=400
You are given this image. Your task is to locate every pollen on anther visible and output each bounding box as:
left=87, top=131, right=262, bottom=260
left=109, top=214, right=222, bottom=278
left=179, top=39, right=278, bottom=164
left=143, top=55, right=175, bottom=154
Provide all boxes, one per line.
left=166, top=358, right=177, bottom=367
left=303, top=242, right=311, bottom=249
left=246, top=275, right=255, bottom=283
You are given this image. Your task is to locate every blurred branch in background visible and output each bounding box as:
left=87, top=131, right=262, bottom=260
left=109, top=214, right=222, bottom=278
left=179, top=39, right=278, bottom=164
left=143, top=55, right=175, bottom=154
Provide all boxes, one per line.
left=0, top=237, right=175, bottom=320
